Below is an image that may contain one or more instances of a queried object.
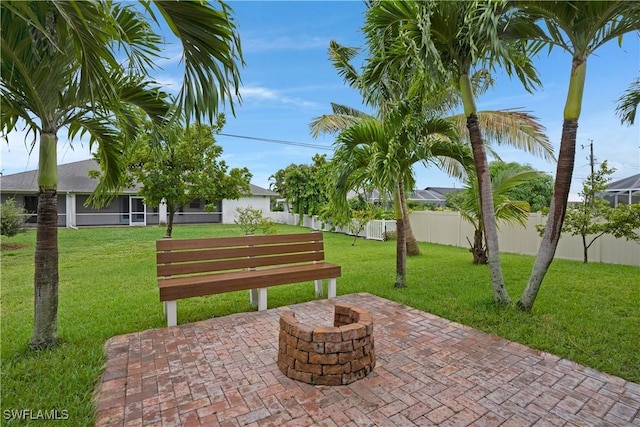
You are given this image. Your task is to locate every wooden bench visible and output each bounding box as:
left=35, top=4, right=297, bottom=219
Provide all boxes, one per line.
left=156, top=231, right=341, bottom=326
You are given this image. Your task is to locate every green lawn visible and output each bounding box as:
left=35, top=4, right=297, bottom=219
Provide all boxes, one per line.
left=1, top=224, right=639, bottom=426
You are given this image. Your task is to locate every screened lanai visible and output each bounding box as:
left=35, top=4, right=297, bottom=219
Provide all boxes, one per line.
left=601, top=173, right=640, bottom=206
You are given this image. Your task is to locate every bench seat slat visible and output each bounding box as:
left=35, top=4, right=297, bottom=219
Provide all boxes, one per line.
left=159, top=262, right=341, bottom=301
left=158, top=251, right=325, bottom=277
left=156, top=232, right=321, bottom=251
left=157, top=241, right=324, bottom=264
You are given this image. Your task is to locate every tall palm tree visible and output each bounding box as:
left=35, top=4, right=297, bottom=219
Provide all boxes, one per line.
left=1, top=1, right=243, bottom=349
left=330, top=115, right=468, bottom=288
left=319, top=41, right=426, bottom=256
left=364, top=0, right=542, bottom=304
left=311, top=103, right=425, bottom=256
left=514, top=1, right=640, bottom=311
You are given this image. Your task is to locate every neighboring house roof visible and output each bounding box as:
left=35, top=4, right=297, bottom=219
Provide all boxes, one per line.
left=0, top=159, right=277, bottom=197
left=359, top=186, right=459, bottom=204
left=424, top=187, right=459, bottom=196
left=419, top=187, right=460, bottom=203
left=249, top=183, right=277, bottom=197
left=604, top=173, right=640, bottom=194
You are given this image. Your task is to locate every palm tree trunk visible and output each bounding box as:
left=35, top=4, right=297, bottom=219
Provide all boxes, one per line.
left=30, top=132, right=60, bottom=349
left=518, top=119, right=578, bottom=310
left=471, top=229, right=488, bottom=264
left=461, top=74, right=510, bottom=304
left=394, top=182, right=407, bottom=288
left=468, top=114, right=509, bottom=303
left=401, top=188, right=421, bottom=256
left=518, top=58, right=586, bottom=311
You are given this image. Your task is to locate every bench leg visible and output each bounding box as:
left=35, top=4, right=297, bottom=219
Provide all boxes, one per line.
left=249, top=289, right=259, bottom=308
left=314, top=279, right=323, bottom=297
left=257, top=288, right=267, bottom=311
left=165, top=300, right=177, bottom=327
left=328, top=278, right=337, bottom=298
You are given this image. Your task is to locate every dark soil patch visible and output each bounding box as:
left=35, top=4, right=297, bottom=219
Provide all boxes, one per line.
left=0, top=242, right=29, bottom=251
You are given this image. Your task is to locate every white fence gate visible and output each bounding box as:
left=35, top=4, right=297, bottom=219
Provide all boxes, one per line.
left=365, top=220, right=396, bottom=241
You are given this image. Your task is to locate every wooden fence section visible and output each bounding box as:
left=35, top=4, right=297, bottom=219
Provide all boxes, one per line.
left=268, top=212, right=639, bottom=266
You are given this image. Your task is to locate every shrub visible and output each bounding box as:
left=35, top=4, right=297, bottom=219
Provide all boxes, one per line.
left=1, top=198, right=28, bottom=237
left=234, top=206, right=276, bottom=235
left=383, top=230, right=397, bottom=241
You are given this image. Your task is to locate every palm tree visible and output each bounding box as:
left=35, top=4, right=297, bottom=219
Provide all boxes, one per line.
left=313, top=103, right=553, bottom=260
left=329, top=115, right=467, bottom=288
left=514, top=1, right=640, bottom=311
left=311, top=103, right=425, bottom=256
left=450, top=165, right=550, bottom=264
left=318, top=41, right=426, bottom=256
left=1, top=1, right=243, bottom=349
left=364, top=0, right=542, bottom=304
left=616, top=77, right=639, bottom=125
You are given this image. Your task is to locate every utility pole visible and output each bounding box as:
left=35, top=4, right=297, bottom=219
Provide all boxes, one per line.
left=581, top=139, right=595, bottom=206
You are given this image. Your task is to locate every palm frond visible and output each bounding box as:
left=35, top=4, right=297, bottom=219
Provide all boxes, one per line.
left=449, top=109, right=555, bottom=162
left=494, top=198, right=530, bottom=228
left=67, top=116, right=125, bottom=207
left=328, top=41, right=362, bottom=90
left=616, top=76, right=640, bottom=125
left=149, top=1, right=244, bottom=122
left=309, top=103, right=372, bottom=137
left=518, top=1, right=640, bottom=57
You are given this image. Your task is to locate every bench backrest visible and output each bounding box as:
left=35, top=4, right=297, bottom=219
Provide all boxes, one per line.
left=156, top=232, right=326, bottom=278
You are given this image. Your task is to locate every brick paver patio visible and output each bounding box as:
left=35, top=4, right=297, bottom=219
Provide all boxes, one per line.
left=94, top=293, right=640, bottom=426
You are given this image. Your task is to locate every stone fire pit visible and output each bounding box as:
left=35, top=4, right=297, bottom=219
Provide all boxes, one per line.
left=277, top=303, right=375, bottom=385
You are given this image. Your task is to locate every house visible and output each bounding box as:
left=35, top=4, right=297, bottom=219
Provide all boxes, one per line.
left=0, top=159, right=277, bottom=227
left=362, top=186, right=459, bottom=208
left=599, top=173, right=640, bottom=207
left=417, top=187, right=460, bottom=206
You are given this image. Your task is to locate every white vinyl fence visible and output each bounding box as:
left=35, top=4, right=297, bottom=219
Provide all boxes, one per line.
left=268, top=211, right=639, bottom=266
left=408, top=211, right=640, bottom=266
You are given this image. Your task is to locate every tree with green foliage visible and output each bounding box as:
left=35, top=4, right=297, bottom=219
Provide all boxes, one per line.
left=1, top=198, right=28, bottom=237
left=447, top=163, right=550, bottom=264
left=129, top=119, right=251, bottom=238
left=329, top=114, right=466, bottom=288
left=364, top=0, right=543, bottom=304
left=347, top=203, right=378, bottom=246
left=234, top=206, right=276, bottom=235
left=549, top=161, right=640, bottom=263
left=269, top=154, right=331, bottom=221
left=514, top=1, right=640, bottom=311
left=488, top=162, right=554, bottom=212
left=1, top=1, right=243, bottom=348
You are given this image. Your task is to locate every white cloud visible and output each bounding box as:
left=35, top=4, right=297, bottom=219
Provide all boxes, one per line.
left=1, top=128, right=93, bottom=176
left=153, top=74, right=182, bottom=95
left=240, top=85, right=319, bottom=109
left=242, top=35, right=329, bottom=53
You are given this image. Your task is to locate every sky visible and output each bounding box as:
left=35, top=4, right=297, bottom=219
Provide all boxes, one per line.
left=2, top=1, right=639, bottom=196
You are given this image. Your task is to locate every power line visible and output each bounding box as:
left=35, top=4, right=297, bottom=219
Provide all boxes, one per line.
left=218, top=133, right=333, bottom=151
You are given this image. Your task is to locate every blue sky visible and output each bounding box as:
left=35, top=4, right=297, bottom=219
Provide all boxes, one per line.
left=2, top=1, right=639, bottom=195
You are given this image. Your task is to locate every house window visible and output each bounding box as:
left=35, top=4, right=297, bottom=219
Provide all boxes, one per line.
left=189, top=200, right=200, bottom=209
